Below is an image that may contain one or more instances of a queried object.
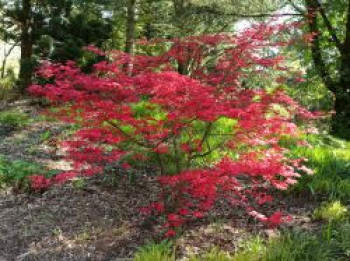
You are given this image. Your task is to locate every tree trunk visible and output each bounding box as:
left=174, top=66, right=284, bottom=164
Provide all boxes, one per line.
left=333, top=53, right=350, bottom=138
left=1, top=55, right=8, bottom=79
left=18, top=0, right=33, bottom=93
left=331, top=0, right=350, bottom=138
left=125, top=0, right=136, bottom=76
left=331, top=91, right=350, bottom=139
left=305, top=0, right=350, bottom=138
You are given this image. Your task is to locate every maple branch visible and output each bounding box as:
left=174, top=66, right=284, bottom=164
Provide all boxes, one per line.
left=193, top=140, right=226, bottom=159
left=107, top=120, right=150, bottom=148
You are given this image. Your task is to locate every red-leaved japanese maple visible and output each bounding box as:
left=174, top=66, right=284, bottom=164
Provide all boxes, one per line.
left=29, top=20, right=315, bottom=236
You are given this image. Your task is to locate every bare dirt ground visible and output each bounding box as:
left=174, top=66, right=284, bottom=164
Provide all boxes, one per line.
left=0, top=100, right=322, bottom=261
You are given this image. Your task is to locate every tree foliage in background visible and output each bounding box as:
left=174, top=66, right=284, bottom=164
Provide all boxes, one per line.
left=0, top=0, right=283, bottom=91
left=1, top=0, right=349, bottom=135
left=286, top=0, right=350, bottom=138
left=0, top=0, right=113, bottom=92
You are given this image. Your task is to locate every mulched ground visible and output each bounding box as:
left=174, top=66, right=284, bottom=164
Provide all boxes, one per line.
left=0, top=181, right=320, bottom=260
left=0, top=99, right=68, bottom=165
left=0, top=99, right=323, bottom=260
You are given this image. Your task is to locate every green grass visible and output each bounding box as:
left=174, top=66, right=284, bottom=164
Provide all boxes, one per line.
left=0, top=76, right=17, bottom=100
left=234, top=214, right=350, bottom=261
left=0, top=156, right=49, bottom=190
left=313, top=201, right=348, bottom=222
left=189, top=247, right=233, bottom=261
left=134, top=241, right=175, bottom=261
left=138, top=221, right=350, bottom=261
left=188, top=231, right=329, bottom=261
left=0, top=109, right=30, bottom=127
left=291, top=134, right=350, bottom=201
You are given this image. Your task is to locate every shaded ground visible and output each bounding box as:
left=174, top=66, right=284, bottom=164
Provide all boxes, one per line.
left=0, top=180, right=320, bottom=260
left=0, top=177, right=160, bottom=260
left=0, top=100, right=69, bottom=168
left=0, top=100, right=326, bottom=260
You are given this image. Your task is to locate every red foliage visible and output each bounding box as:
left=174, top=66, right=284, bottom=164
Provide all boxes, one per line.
left=29, top=175, right=51, bottom=191
left=164, top=229, right=176, bottom=238
left=29, top=20, right=315, bottom=235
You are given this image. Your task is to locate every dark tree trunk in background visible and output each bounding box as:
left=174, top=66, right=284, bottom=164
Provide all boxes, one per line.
left=332, top=93, right=350, bottom=138
left=305, top=0, right=350, bottom=139
left=18, top=0, right=33, bottom=93
left=334, top=0, right=350, bottom=138
left=125, top=0, right=136, bottom=76
left=173, top=0, right=185, bottom=16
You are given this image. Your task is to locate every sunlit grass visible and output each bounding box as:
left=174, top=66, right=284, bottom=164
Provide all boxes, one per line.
left=313, top=201, right=348, bottom=222
left=134, top=241, right=175, bottom=261
left=290, top=134, right=350, bottom=201
left=137, top=220, right=350, bottom=260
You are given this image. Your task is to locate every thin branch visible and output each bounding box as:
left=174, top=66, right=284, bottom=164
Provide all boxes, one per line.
left=199, top=122, right=213, bottom=148
left=315, top=0, right=343, bottom=52
left=305, top=0, right=337, bottom=94
left=202, top=8, right=305, bottom=18
left=208, top=133, right=236, bottom=136
left=1, top=40, right=19, bottom=78
left=172, top=137, right=181, bottom=173
left=287, top=0, right=306, bottom=15
left=192, top=140, right=226, bottom=159
left=155, top=152, right=165, bottom=175
left=3, top=40, right=19, bottom=57
left=107, top=120, right=150, bottom=148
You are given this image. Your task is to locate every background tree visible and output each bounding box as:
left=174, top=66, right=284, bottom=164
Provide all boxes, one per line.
left=0, top=0, right=113, bottom=92
left=287, top=0, right=350, bottom=138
